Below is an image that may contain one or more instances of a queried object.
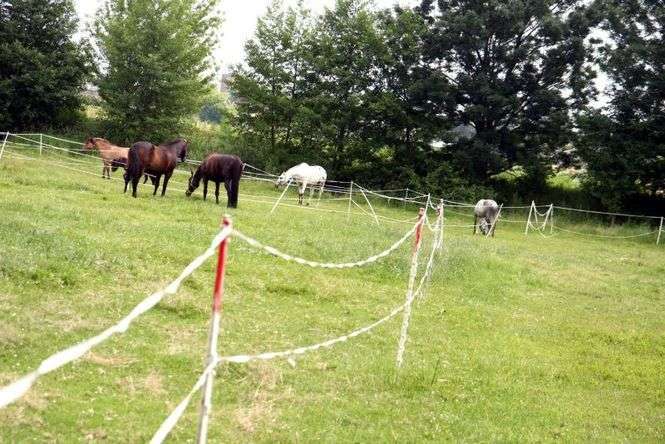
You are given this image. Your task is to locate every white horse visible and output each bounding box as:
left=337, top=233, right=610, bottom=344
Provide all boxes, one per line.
left=473, top=199, right=499, bottom=236
left=276, top=163, right=327, bottom=205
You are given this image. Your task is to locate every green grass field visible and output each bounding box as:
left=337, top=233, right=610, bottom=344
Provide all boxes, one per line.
left=0, top=146, right=664, bottom=442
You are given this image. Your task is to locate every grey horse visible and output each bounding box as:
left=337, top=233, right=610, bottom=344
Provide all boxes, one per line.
left=473, top=199, right=499, bottom=236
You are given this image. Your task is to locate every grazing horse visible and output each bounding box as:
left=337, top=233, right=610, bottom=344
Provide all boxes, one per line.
left=473, top=199, right=500, bottom=236
left=275, top=163, right=327, bottom=205
left=185, top=153, right=243, bottom=207
left=124, top=138, right=189, bottom=198
left=83, top=137, right=128, bottom=179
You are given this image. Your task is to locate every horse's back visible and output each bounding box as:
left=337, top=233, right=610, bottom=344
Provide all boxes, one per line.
left=201, top=153, right=243, bottom=180
left=474, top=199, right=498, bottom=217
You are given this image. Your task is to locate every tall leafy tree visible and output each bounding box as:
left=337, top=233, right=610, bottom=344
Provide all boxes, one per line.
left=577, top=0, right=664, bottom=212
left=0, top=0, right=92, bottom=130
left=94, top=0, right=221, bottom=142
left=418, top=0, right=598, bottom=189
left=231, top=0, right=313, bottom=169
left=305, top=0, right=385, bottom=177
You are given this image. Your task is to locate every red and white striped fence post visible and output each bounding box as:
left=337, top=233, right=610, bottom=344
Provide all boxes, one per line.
left=196, top=215, right=232, bottom=444
left=395, top=207, right=426, bottom=368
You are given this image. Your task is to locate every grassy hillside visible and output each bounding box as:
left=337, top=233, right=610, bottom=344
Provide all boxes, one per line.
left=0, top=147, right=663, bottom=442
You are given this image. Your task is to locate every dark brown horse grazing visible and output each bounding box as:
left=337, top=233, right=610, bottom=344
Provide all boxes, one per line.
left=124, top=138, right=189, bottom=198
left=185, top=153, right=243, bottom=207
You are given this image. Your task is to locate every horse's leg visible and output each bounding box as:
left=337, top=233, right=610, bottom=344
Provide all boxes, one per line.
left=153, top=174, right=161, bottom=196
left=203, top=179, right=208, bottom=201
left=216, top=181, right=221, bottom=204
left=102, top=161, right=109, bottom=179
left=161, top=172, right=172, bottom=196
left=316, top=181, right=324, bottom=206
left=299, top=181, right=307, bottom=205
left=143, top=174, right=149, bottom=184
left=131, top=170, right=141, bottom=198
left=473, top=215, right=477, bottom=235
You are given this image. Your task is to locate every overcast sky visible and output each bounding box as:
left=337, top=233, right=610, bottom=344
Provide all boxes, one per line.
left=74, top=0, right=418, bottom=71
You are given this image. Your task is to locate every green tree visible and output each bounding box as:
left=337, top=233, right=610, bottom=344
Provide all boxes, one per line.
left=577, top=0, right=664, bottom=212
left=94, top=0, right=221, bottom=142
left=0, top=0, right=92, bottom=130
left=418, top=0, right=598, bottom=189
left=231, top=0, right=313, bottom=170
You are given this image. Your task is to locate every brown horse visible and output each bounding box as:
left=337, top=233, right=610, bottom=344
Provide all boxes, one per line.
left=83, top=137, right=128, bottom=179
left=125, top=138, right=189, bottom=198
left=185, top=153, right=243, bottom=207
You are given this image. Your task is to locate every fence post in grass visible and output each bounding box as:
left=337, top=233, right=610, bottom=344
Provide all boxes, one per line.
left=358, top=185, right=380, bottom=226
left=270, top=178, right=292, bottom=214
left=524, top=201, right=534, bottom=235
left=541, top=203, right=552, bottom=232
left=486, top=203, right=503, bottom=238
left=403, top=188, right=409, bottom=206
left=438, top=199, right=444, bottom=251
left=395, top=207, right=426, bottom=369
left=347, top=181, right=354, bottom=220
left=197, top=216, right=232, bottom=444
left=0, top=132, right=9, bottom=161
left=657, top=217, right=663, bottom=245
left=39, top=134, right=43, bottom=156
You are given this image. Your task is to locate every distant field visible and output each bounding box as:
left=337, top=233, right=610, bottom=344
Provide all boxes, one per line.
left=0, top=147, right=663, bottom=442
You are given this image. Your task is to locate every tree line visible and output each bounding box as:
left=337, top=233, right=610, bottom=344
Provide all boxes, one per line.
left=0, top=0, right=662, bottom=212
left=232, top=0, right=664, bottom=212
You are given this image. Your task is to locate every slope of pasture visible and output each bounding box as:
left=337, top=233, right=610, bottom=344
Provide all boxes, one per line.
left=0, top=151, right=663, bottom=442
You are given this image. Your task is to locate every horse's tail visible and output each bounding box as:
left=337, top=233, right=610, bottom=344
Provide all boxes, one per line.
left=127, top=145, right=142, bottom=180
left=229, top=159, right=242, bottom=208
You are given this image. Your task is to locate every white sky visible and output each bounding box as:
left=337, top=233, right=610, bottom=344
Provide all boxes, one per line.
left=74, top=0, right=418, bottom=71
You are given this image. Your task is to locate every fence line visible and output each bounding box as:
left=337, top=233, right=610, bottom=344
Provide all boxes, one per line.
left=0, top=225, right=233, bottom=409
left=552, top=225, right=660, bottom=239
left=152, top=207, right=442, bottom=443
left=4, top=132, right=662, bottom=240
left=231, top=223, right=417, bottom=269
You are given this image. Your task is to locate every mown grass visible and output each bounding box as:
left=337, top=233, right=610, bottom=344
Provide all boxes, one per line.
left=0, top=147, right=664, bottom=442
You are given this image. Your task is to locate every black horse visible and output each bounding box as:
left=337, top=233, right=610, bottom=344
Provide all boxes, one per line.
left=186, top=153, right=243, bottom=207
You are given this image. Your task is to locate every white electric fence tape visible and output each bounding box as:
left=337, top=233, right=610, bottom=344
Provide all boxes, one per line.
left=231, top=223, right=417, bottom=269
left=0, top=226, right=233, bottom=409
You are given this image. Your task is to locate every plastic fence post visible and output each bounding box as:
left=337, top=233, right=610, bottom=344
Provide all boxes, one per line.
left=403, top=188, right=409, bottom=206
left=524, top=201, right=534, bottom=235
left=359, top=185, right=380, bottom=226
left=0, top=132, right=9, bottom=161
left=486, top=203, right=503, bottom=237
left=438, top=199, right=444, bottom=251
left=347, top=181, right=354, bottom=220
left=270, top=178, right=292, bottom=214
left=197, top=216, right=232, bottom=444
left=395, top=208, right=426, bottom=369
left=39, top=134, right=43, bottom=156
left=549, top=204, right=554, bottom=234
left=657, top=217, right=663, bottom=245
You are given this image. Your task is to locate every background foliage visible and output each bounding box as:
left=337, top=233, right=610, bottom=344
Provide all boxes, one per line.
left=1, top=0, right=663, bottom=213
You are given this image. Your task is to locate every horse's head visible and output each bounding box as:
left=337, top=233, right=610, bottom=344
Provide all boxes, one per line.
left=275, top=173, right=287, bottom=189
left=479, top=218, right=491, bottom=235
left=185, top=168, right=198, bottom=197
left=83, top=137, right=95, bottom=150
left=178, top=139, right=189, bottom=163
